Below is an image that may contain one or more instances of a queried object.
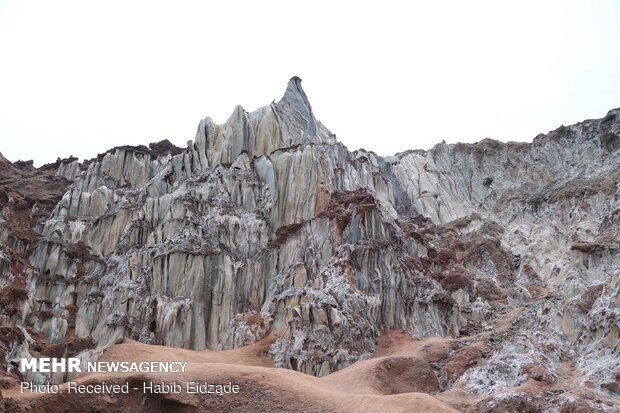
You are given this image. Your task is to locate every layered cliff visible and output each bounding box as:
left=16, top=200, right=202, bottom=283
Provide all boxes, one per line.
left=0, top=77, right=618, bottom=411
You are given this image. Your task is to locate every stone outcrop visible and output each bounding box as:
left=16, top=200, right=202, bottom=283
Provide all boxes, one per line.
left=0, top=77, right=618, bottom=411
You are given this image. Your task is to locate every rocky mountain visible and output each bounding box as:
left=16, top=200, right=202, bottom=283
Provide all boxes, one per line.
left=0, top=77, right=618, bottom=411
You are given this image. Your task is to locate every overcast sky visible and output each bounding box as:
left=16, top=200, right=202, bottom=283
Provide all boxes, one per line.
left=1, top=1, right=619, bottom=166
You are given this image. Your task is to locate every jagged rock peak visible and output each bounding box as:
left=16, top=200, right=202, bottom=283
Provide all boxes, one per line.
left=279, top=76, right=313, bottom=113
left=272, top=76, right=321, bottom=145
left=192, top=76, right=336, bottom=166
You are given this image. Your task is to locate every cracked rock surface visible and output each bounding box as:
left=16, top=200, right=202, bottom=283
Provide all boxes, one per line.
left=0, top=77, right=619, bottom=411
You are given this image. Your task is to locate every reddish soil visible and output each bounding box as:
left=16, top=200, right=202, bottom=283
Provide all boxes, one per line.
left=0, top=334, right=459, bottom=413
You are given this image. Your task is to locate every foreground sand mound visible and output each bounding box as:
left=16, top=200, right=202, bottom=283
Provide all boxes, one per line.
left=2, top=335, right=457, bottom=413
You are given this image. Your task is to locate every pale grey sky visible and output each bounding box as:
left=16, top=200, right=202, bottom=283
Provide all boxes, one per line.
left=1, top=0, right=619, bottom=166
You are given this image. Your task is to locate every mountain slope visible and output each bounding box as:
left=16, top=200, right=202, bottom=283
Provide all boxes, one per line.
left=0, top=78, right=618, bottom=411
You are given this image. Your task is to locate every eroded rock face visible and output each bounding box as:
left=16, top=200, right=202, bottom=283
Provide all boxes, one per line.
left=0, top=78, right=618, bottom=410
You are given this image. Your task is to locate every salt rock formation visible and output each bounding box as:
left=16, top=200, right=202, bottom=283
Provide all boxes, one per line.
left=0, top=77, right=619, bottom=411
